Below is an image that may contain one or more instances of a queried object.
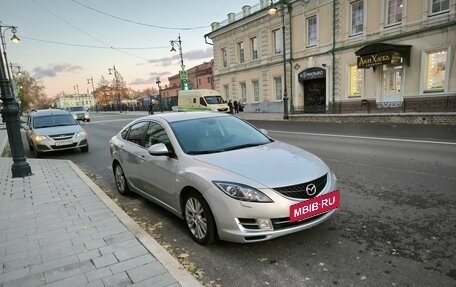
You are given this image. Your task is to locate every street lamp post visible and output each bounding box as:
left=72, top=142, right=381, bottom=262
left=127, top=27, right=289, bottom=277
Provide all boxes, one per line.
left=0, top=24, right=31, bottom=178
left=268, top=0, right=289, bottom=120
left=9, top=63, right=22, bottom=108
left=156, top=77, right=163, bottom=113
left=170, top=35, right=188, bottom=90
left=108, top=65, right=121, bottom=113
left=170, top=34, right=185, bottom=71
left=73, top=84, right=79, bottom=95
left=87, top=77, right=96, bottom=112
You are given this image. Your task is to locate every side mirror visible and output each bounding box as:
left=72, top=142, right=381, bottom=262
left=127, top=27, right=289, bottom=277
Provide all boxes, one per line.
left=147, top=143, right=171, bottom=156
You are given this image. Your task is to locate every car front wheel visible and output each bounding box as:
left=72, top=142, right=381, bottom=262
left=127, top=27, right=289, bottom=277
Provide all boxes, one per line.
left=114, top=163, right=130, bottom=195
left=184, top=191, right=217, bottom=245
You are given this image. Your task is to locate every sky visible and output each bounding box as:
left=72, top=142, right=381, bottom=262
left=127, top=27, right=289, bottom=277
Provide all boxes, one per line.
left=1, top=0, right=258, bottom=98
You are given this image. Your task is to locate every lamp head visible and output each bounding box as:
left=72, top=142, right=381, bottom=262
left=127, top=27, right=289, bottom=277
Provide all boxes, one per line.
left=10, top=28, right=21, bottom=43
left=170, top=44, right=176, bottom=52
left=268, top=0, right=277, bottom=15
left=268, top=7, right=277, bottom=15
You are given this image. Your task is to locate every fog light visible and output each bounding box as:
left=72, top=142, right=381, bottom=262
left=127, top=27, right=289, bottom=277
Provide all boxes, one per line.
left=257, top=219, right=273, bottom=230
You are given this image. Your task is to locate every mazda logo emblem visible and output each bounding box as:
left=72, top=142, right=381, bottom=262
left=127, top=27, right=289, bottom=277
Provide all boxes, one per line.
left=305, top=183, right=317, bottom=196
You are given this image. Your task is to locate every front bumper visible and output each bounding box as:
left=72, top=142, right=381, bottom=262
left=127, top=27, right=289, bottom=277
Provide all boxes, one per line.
left=206, top=172, right=338, bottom=243
left=34, top=138, right=88, bottom=153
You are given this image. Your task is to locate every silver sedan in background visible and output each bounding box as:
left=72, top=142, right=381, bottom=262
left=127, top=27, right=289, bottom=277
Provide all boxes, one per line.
left=109, top=112, right=337, bottom=244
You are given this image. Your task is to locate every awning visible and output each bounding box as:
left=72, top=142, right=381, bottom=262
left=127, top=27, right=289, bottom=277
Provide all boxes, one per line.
left=355, top=43, right=411, bottom=69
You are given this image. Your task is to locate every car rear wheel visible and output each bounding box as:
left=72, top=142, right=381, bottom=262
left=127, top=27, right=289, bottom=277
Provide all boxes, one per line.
left=184, top=191, right=217, bottom=245
left=114, top=163, right=130, bottom=195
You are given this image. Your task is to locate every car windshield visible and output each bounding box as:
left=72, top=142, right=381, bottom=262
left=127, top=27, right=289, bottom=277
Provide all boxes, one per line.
left=204, top=96, right=225, bottom=104
left=69, top=107, right=85, bottom=112
left=33, top=114, right=77, bottom=128
left=170, top=116, right=272, bottom=155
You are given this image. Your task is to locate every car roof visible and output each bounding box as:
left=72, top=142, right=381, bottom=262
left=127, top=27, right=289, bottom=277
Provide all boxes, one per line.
left=31, top=109, right=71, bottom=116
left=145, top=112, right=231, bottom=123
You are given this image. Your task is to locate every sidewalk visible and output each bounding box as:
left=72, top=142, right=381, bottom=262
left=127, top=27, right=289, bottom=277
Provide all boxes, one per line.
left=93, top=110, right=456, bottom=124
left=0, top=129, right=202, bottom=286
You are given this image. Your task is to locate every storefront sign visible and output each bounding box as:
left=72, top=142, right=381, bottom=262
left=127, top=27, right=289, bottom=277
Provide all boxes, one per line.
left=299, top=67, right=326, bottom=81
left=357, top=51, right=403, bottom=68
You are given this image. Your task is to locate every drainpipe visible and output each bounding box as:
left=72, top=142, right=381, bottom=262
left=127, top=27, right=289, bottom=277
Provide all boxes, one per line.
left=287, top=2, right=293, bottom=114
left=331, top=0, right=336, bottom=112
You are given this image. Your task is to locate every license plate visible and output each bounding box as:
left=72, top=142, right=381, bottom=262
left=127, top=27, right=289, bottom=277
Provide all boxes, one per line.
left=55, top=140, right=73, bottom=146
left=289, top=190, right=340, bottom=223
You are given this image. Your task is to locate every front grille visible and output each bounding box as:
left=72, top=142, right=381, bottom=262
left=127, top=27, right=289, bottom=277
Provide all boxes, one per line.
left=238, top=218, right=260, bottom=230
left=51, top=143, right=78, bottom=149
left=273, top=174, right=327, bottom=199
left=49, top=133, right=74, bottom=140
left=238, top=213, right=329, bottom=231
left=271, top=213, right=327, bottom=230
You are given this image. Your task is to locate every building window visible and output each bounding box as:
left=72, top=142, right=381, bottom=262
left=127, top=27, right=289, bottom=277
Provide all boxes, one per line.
left=307, top=16, right=317, bottom=46
left=349, top=65, right=364, bottom=97
left=430, top=0, right=449, bottom=15
left=273, top=77, right=282, bottom=100
left=251, top=37, right=258, bottom=60
left=351, top=1, right=364, bottom=35
left=386, top=0, right=402, bottom=26
left=223, top=84, right=230, bottom=99
left=207, top=76, right=211, bottom=83
left=221, top=48, right=227, bottom=68
left=240, top=82, right=247, bottom=103
left=253, top=80, right=260, bottom=102
left=425, top=49, right=447, bottom=91
left=273, top=29, right=282, bottom=54
left=238, top=42, right=245, bottom=63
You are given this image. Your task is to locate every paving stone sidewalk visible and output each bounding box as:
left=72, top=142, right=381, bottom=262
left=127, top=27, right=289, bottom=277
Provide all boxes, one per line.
left=0, top=156, right=202, bottom=287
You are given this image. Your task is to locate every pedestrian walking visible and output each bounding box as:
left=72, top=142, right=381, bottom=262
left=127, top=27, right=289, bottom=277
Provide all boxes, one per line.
left=228, top=100, right=234, bottom=114
left=233, top=100, right=239, bottom=114
left=148, top=103, right=154, bottom=115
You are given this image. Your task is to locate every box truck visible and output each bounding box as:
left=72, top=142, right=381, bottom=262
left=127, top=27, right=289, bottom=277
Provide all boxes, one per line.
left=176, top=89, right=229, bottom=112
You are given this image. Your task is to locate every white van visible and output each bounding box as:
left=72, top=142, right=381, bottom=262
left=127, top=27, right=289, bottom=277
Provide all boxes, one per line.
left=177, top=89, right=229, bottom=112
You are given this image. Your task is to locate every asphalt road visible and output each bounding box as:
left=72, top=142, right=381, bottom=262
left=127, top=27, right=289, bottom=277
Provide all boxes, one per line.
left=20, top=113, right=456, bottom=287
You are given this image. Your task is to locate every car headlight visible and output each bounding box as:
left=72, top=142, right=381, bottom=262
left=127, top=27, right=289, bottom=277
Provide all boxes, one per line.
left=75, top=131, right=87, bottom=138
left=213, top=181, right=273, bottom=202
left=33, top=135, right=51, bottom=142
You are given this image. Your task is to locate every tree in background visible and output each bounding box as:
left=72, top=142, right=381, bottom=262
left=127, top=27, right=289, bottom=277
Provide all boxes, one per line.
left=14, top=70, right=48, bottom=111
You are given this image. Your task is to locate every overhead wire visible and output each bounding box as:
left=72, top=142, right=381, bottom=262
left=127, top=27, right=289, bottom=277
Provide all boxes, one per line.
left=71, top=0, right=209, bottom=30
left=30, top=0, right=154, bottom=62
left=21, top=36, right=169, bottom=50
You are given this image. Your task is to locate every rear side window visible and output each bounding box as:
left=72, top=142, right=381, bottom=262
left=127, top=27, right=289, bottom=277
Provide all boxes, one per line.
left=125, top=122, right=148, bottom=146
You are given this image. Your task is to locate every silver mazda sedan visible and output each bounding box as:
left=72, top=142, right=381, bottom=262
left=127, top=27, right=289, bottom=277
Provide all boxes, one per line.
left=109, top=112, right=337, bottom=244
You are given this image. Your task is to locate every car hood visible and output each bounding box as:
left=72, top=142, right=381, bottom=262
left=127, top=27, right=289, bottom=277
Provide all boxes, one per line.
left=194, top=141, right=328, bottom=188
left=33, top=125, right=82, bottom=135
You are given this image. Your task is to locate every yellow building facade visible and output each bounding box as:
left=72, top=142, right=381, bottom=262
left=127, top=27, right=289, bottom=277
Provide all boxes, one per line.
left=206, top=0, right=456, bottom=114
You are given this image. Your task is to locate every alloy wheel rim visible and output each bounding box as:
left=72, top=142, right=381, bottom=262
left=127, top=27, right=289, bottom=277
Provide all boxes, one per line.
left=185, top=197, right=207, bottom=239
left=115, top=166, right=125, bottom=192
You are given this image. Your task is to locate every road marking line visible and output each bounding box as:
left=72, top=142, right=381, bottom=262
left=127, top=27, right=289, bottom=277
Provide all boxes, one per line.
left=270, top=130, right=456, bottom=146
